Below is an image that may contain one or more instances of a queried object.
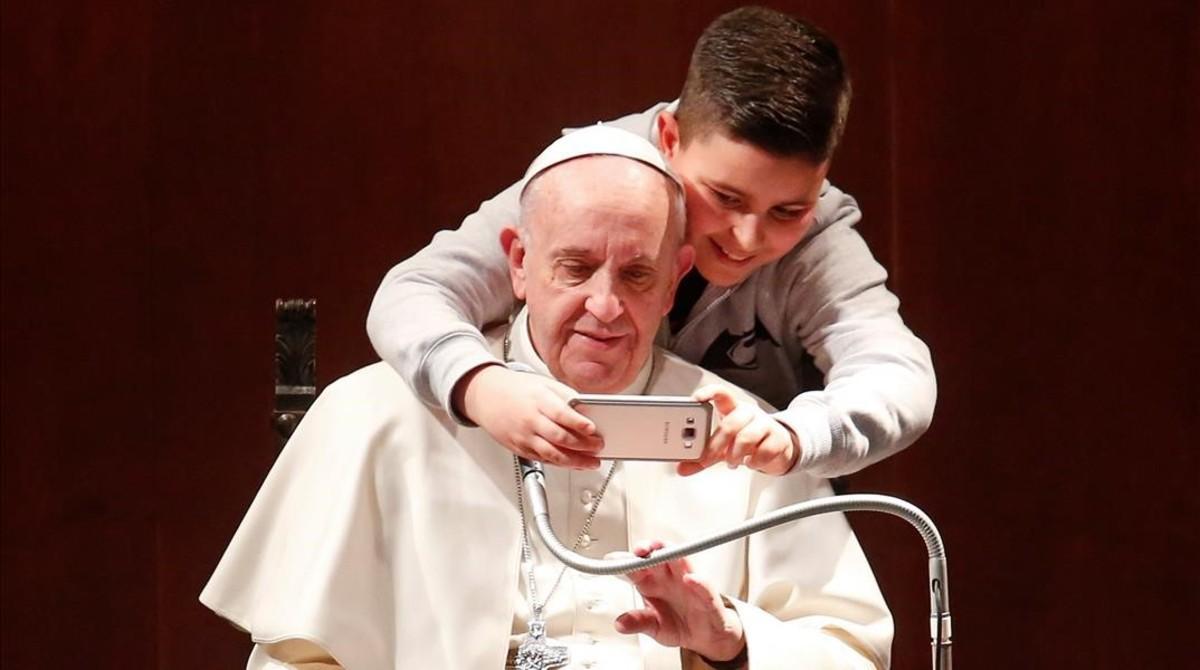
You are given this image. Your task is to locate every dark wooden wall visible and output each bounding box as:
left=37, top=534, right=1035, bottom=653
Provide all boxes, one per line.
left=3, top=2, right=1196, bottom=667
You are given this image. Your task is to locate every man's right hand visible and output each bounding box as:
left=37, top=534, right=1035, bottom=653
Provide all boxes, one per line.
left=453, top=364, right=604, bottom=469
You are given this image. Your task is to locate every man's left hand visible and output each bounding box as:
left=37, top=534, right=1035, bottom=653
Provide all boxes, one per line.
left=614, top=540, right=746, bottom=663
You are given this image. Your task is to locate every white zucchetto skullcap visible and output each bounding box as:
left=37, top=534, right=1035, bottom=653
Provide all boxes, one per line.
left=520, top=124, right=683, bottom=196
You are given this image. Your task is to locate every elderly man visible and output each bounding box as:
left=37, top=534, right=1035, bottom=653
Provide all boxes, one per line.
left=201, top=127, right=892, bottom=669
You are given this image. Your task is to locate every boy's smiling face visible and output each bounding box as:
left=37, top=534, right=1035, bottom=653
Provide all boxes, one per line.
left=659, top=112, right=829, bottom=287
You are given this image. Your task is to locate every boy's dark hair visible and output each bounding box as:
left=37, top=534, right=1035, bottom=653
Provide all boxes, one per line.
left=675, top=6, right=852, bottom=163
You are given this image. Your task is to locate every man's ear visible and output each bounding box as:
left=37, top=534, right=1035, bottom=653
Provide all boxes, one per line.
left=500, top=226, right=528, bottom=301
left=663, top=243, right=696, bottom=315
left=657, top=111, right=681, bottom=159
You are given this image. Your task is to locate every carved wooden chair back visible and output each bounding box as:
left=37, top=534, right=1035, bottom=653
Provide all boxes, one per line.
left=273, top=299, right=317, bottom=447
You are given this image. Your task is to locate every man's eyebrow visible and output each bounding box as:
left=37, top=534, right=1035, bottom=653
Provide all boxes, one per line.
left=550, top=246, right=595, bottom=257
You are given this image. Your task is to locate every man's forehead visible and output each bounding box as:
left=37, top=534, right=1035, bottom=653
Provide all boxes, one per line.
left=521, top=155, right=679, bottom=259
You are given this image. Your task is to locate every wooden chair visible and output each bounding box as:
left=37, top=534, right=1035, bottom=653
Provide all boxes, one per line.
left=273, top=299, right=317, bottom=447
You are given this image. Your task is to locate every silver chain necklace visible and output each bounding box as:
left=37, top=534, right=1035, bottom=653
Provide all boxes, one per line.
left=502, top=309, right=653, bottom=669
left=511, top=456, right=617, bottom=670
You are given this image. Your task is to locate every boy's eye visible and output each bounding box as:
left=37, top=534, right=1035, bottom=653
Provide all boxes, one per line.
left=771, top=207, right=806, bottom=222
left=711, top=188, right=741, bottom=208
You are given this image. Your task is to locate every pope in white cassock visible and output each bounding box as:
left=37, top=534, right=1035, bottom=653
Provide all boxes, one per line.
left=201, top=126, right=894, bottom=670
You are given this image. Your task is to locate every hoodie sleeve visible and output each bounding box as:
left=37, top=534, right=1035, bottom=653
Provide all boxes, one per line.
left=772, top=184, right=937, bottom=478
left=365, top=180, right=522, bottom=423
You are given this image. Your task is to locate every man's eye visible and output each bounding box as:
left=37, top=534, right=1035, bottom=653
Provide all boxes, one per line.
left=559, top=263, right=592, bottom=280
left=622, top=269, right=654, bottom=286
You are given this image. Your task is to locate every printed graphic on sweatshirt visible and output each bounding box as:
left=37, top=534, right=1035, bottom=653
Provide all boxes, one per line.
left=698, top=317, right=780, bottom=371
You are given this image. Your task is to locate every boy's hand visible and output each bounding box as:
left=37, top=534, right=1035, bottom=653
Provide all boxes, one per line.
left=453, top=364, right=603, bottom=469
left=614, top=540, right=746, bottom=663
left=679, top=383, right=800, bottom=476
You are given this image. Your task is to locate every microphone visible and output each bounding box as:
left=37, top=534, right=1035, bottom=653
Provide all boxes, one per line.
left=519, top=468, right=952, bottom=669
left=517, top=457, right=544, bottom=484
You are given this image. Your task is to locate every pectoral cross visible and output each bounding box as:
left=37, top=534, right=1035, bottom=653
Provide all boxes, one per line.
left=514, top=619, right=569, bottom=670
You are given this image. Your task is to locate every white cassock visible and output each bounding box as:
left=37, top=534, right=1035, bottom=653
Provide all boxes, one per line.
left=201, top=310, right=893, bottom=669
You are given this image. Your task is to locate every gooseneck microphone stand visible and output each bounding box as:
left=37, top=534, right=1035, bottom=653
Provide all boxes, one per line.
left=518, top=458, right=952, bottom=670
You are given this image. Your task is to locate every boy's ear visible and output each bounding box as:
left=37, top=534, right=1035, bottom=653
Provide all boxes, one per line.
left=500, top=226, right=528, bottom=300
left=657, top=111, right=682, bottom=159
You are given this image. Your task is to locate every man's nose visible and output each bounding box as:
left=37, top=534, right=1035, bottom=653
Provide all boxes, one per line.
left=584, top=277, right=624, bottom=323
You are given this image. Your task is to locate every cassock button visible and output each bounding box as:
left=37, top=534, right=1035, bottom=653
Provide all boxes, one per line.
left=581, top=489, right=594, bottom=505
left=579, top=534, right=592, bottom=548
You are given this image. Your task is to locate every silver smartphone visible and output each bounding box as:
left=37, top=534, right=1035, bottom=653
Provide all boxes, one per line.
left=570, top=394, right=711, bottom=461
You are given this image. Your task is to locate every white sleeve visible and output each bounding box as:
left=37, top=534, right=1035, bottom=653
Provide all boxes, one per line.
left=731, top=474, right=893, bottom=669
left=365, top=181, right=523, bottom=422
left=773, top=185, right=937, bottom=478
left=247, top=642, right=344, bottom=670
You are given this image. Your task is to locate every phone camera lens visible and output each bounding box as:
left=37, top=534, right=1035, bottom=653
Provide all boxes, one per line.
left=682, top=427, right=697, bottom=439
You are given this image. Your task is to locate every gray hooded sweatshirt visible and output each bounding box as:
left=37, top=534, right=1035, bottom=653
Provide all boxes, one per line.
left=366, top=102, right=936, bottom=477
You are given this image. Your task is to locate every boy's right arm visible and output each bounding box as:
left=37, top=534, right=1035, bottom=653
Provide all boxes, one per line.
left=367, top=181, right=522, bottom=413
left=365, top=182, right=601, bottom=468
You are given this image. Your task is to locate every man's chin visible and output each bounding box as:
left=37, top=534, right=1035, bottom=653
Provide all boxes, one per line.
left=559, top=360, right=632, bottom=394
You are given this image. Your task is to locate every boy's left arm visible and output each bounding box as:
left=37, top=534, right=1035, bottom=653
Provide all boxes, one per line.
left=774, top=183, right=936, bottom=478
